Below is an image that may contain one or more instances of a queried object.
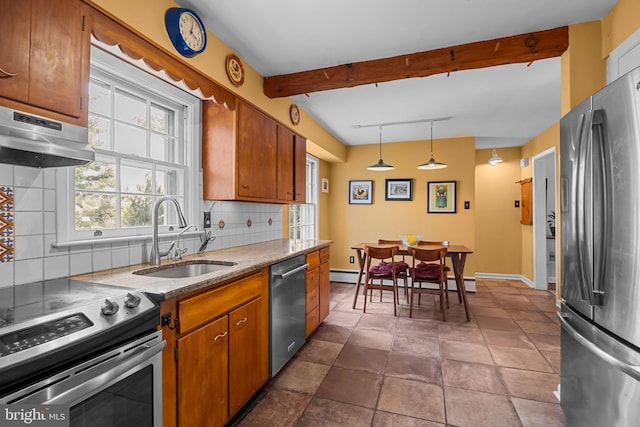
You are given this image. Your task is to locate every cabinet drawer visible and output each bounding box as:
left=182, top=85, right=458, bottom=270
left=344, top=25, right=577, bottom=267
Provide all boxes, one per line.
left=179, top=271, right=265, bottom=333
left=306, top=267, right=319, bottom=292
left=305, top=306, right=320, bottom=337
left=320, top=246, right=330, bottom=263
left=306, top=250, right=320, bottom=269
left=306, top=286, right=319, bottom=313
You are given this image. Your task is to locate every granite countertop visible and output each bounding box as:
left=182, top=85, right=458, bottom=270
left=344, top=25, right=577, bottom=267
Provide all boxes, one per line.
left=73, top=239, right=332, bottom=300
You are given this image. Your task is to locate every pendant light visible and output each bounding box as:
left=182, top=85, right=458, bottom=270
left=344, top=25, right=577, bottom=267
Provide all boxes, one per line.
left=488, top=148, right=503, bottom=166
left=367, top=125, right=394, bottom=171
left=417, top=121, right=447, bottom=170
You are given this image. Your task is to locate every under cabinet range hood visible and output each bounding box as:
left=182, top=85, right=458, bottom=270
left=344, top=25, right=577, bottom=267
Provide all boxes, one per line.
left=0, top=105, right=94, bottom=168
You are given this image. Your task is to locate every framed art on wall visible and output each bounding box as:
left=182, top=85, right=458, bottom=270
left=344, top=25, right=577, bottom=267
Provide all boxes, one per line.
left=427, top=181, right=456, bottom=213
left=385, top=179, right=413, bottom=201
left=349, top=180, right=373, bottom=204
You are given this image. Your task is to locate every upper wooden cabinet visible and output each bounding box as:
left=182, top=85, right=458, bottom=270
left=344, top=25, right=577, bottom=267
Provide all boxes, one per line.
left=0, top=0, right=90, bottom=125
left=276, top=125, right=306, bottom=203
left=203, top=99, right=306, bottom=204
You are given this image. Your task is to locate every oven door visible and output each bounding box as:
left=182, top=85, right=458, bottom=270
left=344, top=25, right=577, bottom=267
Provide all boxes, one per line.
left=2, top=330, right=165, bottom=427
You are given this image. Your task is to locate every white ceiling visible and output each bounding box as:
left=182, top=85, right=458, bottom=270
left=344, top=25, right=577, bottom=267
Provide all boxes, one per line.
left=178, top=0, right=618, bottom=148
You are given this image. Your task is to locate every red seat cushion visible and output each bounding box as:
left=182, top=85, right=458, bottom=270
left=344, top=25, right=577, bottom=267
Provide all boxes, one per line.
left=412, top=263, right=443, bottom=280
left=369, top=261, right=407, bottom=277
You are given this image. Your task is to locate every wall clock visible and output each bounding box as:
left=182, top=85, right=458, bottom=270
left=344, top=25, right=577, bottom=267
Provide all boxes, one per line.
left=165, top=8, right=207, bottom=58
left=226, top=54, right=245, bottom=87
left=290, top=104, right=300, bottom=125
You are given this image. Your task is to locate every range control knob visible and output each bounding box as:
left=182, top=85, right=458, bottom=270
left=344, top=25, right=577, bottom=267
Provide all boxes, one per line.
left=101, top=299, right=120, bottom=316
left=124, top=293, right=141, bottom=308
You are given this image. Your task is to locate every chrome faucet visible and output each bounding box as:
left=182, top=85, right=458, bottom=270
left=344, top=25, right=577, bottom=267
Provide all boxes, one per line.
left=173, top=225, right=194, bottom=260
left=150, top=196, right=188, bottom=265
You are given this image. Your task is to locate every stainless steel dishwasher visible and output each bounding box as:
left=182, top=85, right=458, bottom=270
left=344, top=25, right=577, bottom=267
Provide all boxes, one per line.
left=269, top=255, right=308, bottom=376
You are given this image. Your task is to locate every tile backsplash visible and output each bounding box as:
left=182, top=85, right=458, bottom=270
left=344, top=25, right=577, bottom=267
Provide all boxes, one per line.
left=0, top=164, right=283, bottom=288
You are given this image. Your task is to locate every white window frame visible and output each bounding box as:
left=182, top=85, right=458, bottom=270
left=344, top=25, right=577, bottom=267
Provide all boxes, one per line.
left=289, top=154, right=319, bottom=240
left=56, top=47, right=201, bottom=244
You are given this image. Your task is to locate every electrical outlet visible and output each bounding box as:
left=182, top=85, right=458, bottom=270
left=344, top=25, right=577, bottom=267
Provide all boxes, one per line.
left=464, top=201, right=470, bottom=209
left=349, top=256, right=355, bottom=264
left=203, top=211, right=211, bottom=228
left=515, top=200, right=520, bottom=208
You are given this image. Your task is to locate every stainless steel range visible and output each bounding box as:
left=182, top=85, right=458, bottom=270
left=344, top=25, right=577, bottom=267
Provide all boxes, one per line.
left=0, top=278, right=164, bottom=426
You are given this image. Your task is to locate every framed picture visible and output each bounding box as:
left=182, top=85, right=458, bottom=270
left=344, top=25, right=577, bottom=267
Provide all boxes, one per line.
left=428, top=181, right=457, bottom=213
left=385, top=179, right=413, bottom=201
left=321, top=178, right=329, bottom=193
left=349, top=180, right=373, bottom=204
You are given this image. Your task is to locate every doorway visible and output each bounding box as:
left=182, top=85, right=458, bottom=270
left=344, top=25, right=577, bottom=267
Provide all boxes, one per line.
left=532, top=148, right=557, bottom=295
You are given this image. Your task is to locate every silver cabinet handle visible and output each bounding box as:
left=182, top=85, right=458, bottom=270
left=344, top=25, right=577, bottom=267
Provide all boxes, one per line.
left=234, top=317, right=247, bottom=327
left=0, top=67, right=17, bottom=78
left=275, top=263, right=309, bottom=280
left=212, top=331, right=228, bottom=341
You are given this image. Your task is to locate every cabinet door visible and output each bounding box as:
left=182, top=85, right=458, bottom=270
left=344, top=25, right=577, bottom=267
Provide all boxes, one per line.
left=294, top=133, right=307, bottom=202
left=29, top=0, right=87, bottom=118
left=237, top=102, right=277, bottom=199
left=319, top=260, right=330, bottom=321
left=178, top=316, right=229, bottom=427
left=228, top=296, right=268, bottom=416
left=276, top=125, right=295, bottom=202
left=0, top=0, right=31, bottom=104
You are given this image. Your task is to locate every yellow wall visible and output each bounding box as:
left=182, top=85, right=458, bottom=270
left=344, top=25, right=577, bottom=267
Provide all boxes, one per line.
left=328, top=137, right=476, bottom=276
left=474, top=148, right=523, bottom=274
left=602, top=0, right=640, bottom=57
left=563, top=21, right=607, bottom=113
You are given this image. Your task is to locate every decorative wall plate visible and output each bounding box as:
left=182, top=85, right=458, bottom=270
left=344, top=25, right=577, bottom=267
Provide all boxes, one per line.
left=290, top=104, right=300, bottom=125
left=225, top=54, right=245, bottom=86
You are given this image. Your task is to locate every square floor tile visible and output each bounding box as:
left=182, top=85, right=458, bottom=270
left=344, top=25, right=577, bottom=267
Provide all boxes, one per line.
left=315, top=366, right=382, bottom=408
left=511, top=397, right=566, bottom=427
left=297, top=397, right=374, bottom=427
left=377, top=377, right=445, bottom=423
left=440, top=340, right=494, bottom=365
left=296, top=339, right=344, bottom=366
left=371, top=410, right=444, bottom=427
left=444, top=387, right=521, bottom=427
left=272, top=359, right=330, bottom=395
left=500, top=367, right=560, bottom=403
left=441, top=359, right=506, bottom=395
left=333, top=344, right=389, bottom=374
left=482, top=329, right=535, bottom=349
left=237, top=389, right=311, bottom=427
left=347, top=328, right=394, bottom=350
left=386, top=352, right=442, bottom=384
left=489, top=345, right=554, bottom=372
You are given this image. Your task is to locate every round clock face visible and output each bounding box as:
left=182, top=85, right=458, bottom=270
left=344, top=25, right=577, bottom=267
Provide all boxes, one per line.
left=165, top=8, right=207, bottom=58
left=179, top=11, right=205, bottom=51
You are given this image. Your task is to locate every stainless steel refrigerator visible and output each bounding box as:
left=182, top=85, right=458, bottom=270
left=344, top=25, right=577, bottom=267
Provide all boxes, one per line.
left=560, top=66, right=640, bottom=426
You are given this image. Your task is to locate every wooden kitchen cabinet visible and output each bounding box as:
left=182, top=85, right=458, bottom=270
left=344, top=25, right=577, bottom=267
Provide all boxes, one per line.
left=305, top=248, right=330, bottom=336
left=172, top=269, right=269, bottom=427
left=319, top=246, right=330, bottom=320
left=276, top=125, right=307, bottom=203
left=203, top=99, right=306, bottom=203
left=0, top=0, right=90, bottom=125
left=177, top=315, right=228, bottom=427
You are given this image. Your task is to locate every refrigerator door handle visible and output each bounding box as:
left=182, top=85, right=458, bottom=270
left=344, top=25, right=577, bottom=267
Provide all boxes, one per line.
left=590, top=110, right=607, bottom=305
left=558, top=312, right=640, bottom=381
left=576, top=111, right=594, bottom=305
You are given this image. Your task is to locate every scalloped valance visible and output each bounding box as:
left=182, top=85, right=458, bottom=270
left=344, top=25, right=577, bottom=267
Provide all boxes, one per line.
left=91, top=9, right=235, bottom=110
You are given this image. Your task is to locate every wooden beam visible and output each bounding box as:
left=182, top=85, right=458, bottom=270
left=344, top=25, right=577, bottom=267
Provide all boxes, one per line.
left=263, top=26, right=568, bottom=98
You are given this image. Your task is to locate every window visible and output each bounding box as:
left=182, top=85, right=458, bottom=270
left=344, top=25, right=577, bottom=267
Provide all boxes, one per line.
left=289, top=155, right=318, bottom=240
left=57, top=47, right=200, bottom=242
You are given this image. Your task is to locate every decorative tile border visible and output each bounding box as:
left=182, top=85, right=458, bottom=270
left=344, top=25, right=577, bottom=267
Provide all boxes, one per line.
left=0, top=186, right=15, bottom=263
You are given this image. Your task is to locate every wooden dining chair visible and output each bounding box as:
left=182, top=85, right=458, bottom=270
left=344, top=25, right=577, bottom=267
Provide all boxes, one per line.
left=364, top=245, right=400, bottom=316
left=377, top=239, right=410, bottom=297
left=408, top=246, right=448, bottom=320
left=417, top=240, right=458, bottom=303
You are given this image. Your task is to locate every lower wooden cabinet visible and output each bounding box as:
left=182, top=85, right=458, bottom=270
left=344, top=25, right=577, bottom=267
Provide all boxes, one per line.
left=170, top=269, right=269, bottom=427
left=306, top=247, right=330, bottom=336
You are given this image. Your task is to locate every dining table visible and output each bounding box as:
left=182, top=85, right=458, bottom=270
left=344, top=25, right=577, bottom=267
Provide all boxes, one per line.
left=351, top=242, right=473, bottom=321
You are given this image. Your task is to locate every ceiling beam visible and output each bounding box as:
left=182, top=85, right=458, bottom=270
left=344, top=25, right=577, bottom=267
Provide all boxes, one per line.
left=263, top=26, right=568, bottom=98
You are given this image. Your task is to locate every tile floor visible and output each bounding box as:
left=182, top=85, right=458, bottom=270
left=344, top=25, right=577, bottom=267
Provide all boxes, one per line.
left=237, top=278, right=566, bottom=427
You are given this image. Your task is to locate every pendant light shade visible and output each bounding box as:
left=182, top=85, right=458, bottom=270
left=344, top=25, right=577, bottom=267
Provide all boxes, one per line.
left=417, top=121, right=447, bottom=170
left=488, top=148, right=503, bottom=166
left=367, top=126, right=394, bottom=171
